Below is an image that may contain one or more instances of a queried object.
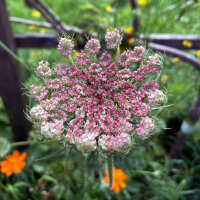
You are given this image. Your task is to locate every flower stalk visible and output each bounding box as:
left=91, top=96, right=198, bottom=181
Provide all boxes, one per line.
left=11, top=140, right=36, bottom=147
left=107, top=154, right=113, bottom=187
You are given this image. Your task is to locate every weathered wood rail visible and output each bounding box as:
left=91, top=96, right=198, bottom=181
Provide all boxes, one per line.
left=13, top=33, right=200, bottom=50
left=13, top=33, right=200, bottom=71
left=0, top=0, right=31, bottom=143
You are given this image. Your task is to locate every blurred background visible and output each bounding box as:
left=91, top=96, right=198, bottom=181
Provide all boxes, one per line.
left=0, top=0, right=200, bottom=199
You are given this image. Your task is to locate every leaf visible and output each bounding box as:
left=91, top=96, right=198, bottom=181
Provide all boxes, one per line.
left=0, top=137, right=11, bottom=158
left=39, top=175, right=58, bottom=184
left=14, top=181, right=30, bottom=188
left=7, top=184, right=20, bottom=200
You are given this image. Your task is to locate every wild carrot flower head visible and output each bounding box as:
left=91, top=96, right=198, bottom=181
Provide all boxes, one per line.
left=0, top=150, right=26, bottom=176
left=99, top=51, right=112, bottom=67
left=85, top=38, right=101, bottom=54
left=57, top=38, right=74, bottom=56
left=104, top=167, right=128, bottom=193
left=28, top=28, right=166, bottom=155
left=105, top=28, right=122, bottom=49
left=37, top=61, right=51, bottom=77
left=76, top=50, right=90, bottom=66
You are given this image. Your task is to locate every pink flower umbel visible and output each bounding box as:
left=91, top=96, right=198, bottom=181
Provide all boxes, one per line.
left=57, top=38, right=74, bottom=56
left=105, top=28, right=122, bottom=50
left=85, top=38, right=101, bottom=54
left=76, top=51, right=90, bottom=66
left=28, top=28, right=166, bottom=155
left=37, top=61, right=51, bottom=77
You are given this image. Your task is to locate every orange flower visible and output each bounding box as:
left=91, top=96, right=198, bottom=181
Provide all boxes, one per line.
left=104, top=167, right=128, bottom=193
left=0, top=150, right=26, bottom=176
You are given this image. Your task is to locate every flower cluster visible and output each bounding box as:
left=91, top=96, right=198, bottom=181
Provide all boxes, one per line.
left=28, top=28, right=166, bottom=155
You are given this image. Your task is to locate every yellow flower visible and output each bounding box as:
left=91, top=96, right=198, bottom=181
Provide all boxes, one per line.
left=124, top=27, right=133, bottom=34
left=73, top=39, right=77, bottom=47
left=187, top=41, right=192, bottom=48
left=182, top=40, right=192, bottom=48
left=171, top=57, right=180, bottom=63
left=161, top=74, right=169, bottom=83
left=0, top=150, right=26, bottom=176
left=182, top=40, right=188, bottom=46
left=138, top=0, right=147, bottom=6
left=40, top=28, right=46, bottom=33
left=29, top=51, right=36, bottom=57
left=74, top=51, right=79, bottom=57
left=106, top=5, right=112, bottom=13
left=104, top=167, right=128, bottom=194
left=31, top=10, right=41, bottom=18
left=196, top=50, right=200, bottom=57
left=106, top=26, right=114, bottom=32
left=128, top=37, right=135, bottom=44
left=28, top=25, right=36, bottom=30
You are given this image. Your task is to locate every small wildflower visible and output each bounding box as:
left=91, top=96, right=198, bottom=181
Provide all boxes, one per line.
left=124, top=27, right=133, bottom=34
left=128, top=37, right=135, bottom=45
left=40, top=28, right=46, bottom=33
left=0, top=150, right=26, bottom=176
left=74, top=51, right=79, bottom=57
left=31, top=10, right=41, bottom=18
left=161, top=74, right=169, bottom=83
left=104, top=167, right=128, bottom=193
left=196, top=50, right=200, bottom=57
left=106, top=5, right=112, bottom=13
left=182, top=40, right=188, bottom=46
left=28, top=25, right=36, bottom=30
left=187, top=42, right=192, bottom=48
left=138, top=0, right=147, bottom=6
left=106, top=26, right=114, bottom=32
left=182, top=40, right=192, bottom=48
left=171, top=57, right=180, bottom=63
left=29, top=51, right=36, bottom=57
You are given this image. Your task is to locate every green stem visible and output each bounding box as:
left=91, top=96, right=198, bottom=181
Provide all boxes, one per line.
left=69, top=54, right=75, bottom=65
left=155, top=72, right=161, bottom=82
left=129, top=78, right=135, bottom=84
left=0, top=182, right=9, bottom=192
left=107, top=154, right=113, bottom=187
left=0, top=41, right=24, bottom=64
left=116, top=46, right=120, bottom=59
left=0, top=41, right=40, bottom=78
left=11, top=140, right=36, bottom=147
